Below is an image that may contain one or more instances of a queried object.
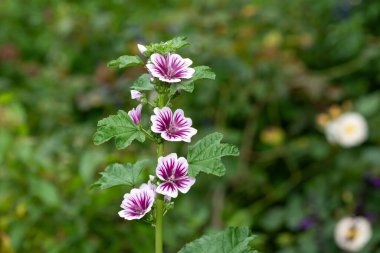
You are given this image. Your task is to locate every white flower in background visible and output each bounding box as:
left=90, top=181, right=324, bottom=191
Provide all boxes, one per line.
left=335, top=216, right=372, bottom=252
left=325, top=112, right=368, bottom=147
left=325, top=120, right=340, bottom=144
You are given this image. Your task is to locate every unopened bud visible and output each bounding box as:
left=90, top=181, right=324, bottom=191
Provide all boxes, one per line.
left=137, top=44, right=147, bottom=54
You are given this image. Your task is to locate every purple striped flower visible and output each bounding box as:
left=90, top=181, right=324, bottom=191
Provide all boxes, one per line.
left=151, top=107, right=197, bottom=142
left=131, top=90, right=143, bottom=101
left=128, top=104, right=142, bottom=125
left=155, top=153, right=196, bottom=198
left=146, top=53, right=195, bottom=83
left=118, top=184, right=155, bottom=220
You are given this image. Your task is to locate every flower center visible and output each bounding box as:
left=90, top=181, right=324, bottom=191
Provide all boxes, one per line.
left=133, top=206, right=145, bottom=215
left=166, top=66, right=176, bottom=79
left=344, top=124, right=356, bottom=135
left=168, top=123, right=178, bottom=134
left=345, top=226, right=359, bottom=241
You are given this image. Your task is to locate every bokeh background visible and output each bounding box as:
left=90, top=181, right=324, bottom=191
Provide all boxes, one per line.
left=1, top=0, right=380, bottom=252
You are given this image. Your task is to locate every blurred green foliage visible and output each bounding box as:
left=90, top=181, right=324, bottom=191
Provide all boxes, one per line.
left=1, top=0, right=380, bottom=252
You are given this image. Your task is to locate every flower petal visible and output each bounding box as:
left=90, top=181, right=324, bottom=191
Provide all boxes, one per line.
left=173, top=109, right=192, bottom=128
left=156, top=182, right=178, bottom=198
left=156, top=153, right=178, bottom=181
left=173, top=157, right=189, bottom=178
left=146, top=63, right=164, bottom=79
left=174, top=176, right=196, bottom=194
left=150, top=53, right=168, bottom=75
left=161, top=131, right=185, bottom=142
left=166, top=127, right=197, bottom=143
left=140, top=182, right=157, bottom=198
left=169, top=54, right=193, bottom=72
left=158, top=76, right=181, bottom=83
left=169, top=54, right=194, bottom=79
left=173, top=67, right=195, bottom=79
left=151, top=107, right=172, bottom=133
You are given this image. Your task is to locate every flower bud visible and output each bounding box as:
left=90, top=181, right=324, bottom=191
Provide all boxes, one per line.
left=137, top=44, right=147, bottom=54
left=131, top=90, right=143, bottom=101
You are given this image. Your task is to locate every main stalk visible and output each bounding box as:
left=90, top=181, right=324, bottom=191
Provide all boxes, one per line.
left=155, top=93, right=166, bottom=253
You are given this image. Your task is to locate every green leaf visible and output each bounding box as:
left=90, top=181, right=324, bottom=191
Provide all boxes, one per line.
left=192, top=66, right=216, bottom=80
left=131, top=74, right=155, bottom=91
left=79, top=149, right=106, bottom=183
left=145, top=36, right=190, bottom=55
left=187, top=132, right=239, bottom=177
left=169, top=82, right=193, bottom=97
left=169, top=66, right=216, bottom=96
left=107, top=55, right=143, bottom=68
left=93, top=110, right=145, bottom=149
left=169, top=36, right=190, bottom=50
left=259, top=208, right=285, bottom=231
left=92, top=159, right=150, bottom=189
left=355, top=93, right=380, bottom=117
left=29, top=177, right=60, bottom=207
left=178, top=227, right=258, bottom=253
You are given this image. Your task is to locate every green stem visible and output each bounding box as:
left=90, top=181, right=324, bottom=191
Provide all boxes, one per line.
left=155, top=92, right=166, bottom=253
left=140, top=128, right=155, bottom=142
left=155, top=195, right=164, bottom=253
left=165, top=96, right=172, bottom=107
left=158, top=93, right=165, bottom=108
left=147, top=101, right=156, bottom=108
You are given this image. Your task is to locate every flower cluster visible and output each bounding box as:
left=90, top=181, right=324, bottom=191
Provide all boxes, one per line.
left=119, top=44, right=197, bottom=220
left=317, top=105, right=368, bottom=148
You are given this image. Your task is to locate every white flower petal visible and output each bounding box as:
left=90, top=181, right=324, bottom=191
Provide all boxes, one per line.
left=156, top=182, right=178, bottom=198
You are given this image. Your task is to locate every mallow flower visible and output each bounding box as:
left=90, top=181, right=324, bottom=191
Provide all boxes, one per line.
left=151, top=107, right=197, bottom=142
left=325, top=112, right=368, bottom=148
left=155, top=153, right=196, bottom=198
left=335, top=216, right=372, bottom=252
left=128, top=104, right=142, bottom=125
left=146, top=53, right=195, bottom=83
left=118, top=184, right=155, bottom=220
left=131, top=90, right=143, bottom=101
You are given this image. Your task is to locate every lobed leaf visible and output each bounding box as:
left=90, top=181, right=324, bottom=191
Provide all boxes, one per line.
left=92, top=159, right=150, bottom=189
left=145, top=36, right=190, bottom=55
left=191, top=66, right=216, bottom=80
left=178, top=227, right=258, bottom=253
left=169, top=66, right=216, bottom=96
left=107, top=55, right=144, bottom=68
left=93, top=110, right=145, bottom=149
left=131, top=74, right=155, bottom=91
left=187, top=132, right=239, bottom=177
